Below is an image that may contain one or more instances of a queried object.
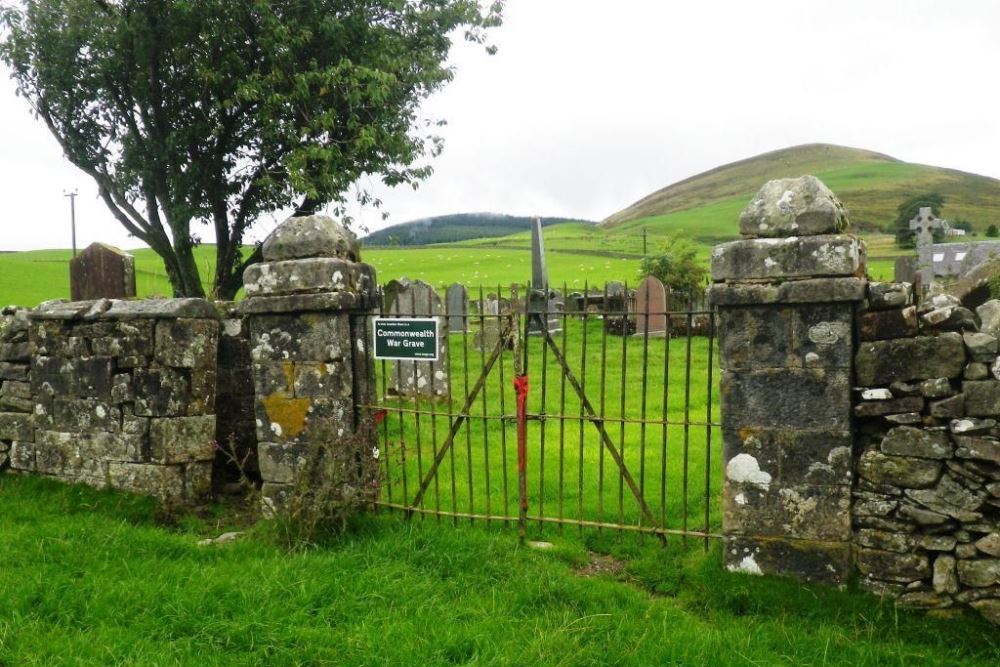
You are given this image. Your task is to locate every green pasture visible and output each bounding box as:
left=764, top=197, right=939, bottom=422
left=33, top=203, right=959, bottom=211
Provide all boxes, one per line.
left=374, top=315, right=719, bottom=536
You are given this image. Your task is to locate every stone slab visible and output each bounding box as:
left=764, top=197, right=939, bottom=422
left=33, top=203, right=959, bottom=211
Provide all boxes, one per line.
left=855, top=333, right=965, bottom=386
left=710, top=235, right=861, bottom=282
left=721, top=368, right=851, bottom=430
left=708, top=278, right=867, bottom=306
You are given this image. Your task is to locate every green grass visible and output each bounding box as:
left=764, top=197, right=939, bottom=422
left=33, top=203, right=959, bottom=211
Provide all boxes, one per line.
left=1, top=475, right=997, bottom=666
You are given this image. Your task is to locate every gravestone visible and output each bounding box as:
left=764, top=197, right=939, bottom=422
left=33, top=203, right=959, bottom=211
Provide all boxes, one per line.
left=910, top=207, right=946, bottom=286
left=69, top=243, right=137, bottom=301
left=634, top=276, right=667, bottom=335
left=384, top=278, right=448, bottom=398
left=528, top=218, right=560, bottom=335
left=603, top=281, right=632, bottom=335
left=894, top=256, right=917, bottom=284
left=446, top=283, right=469, bottom=333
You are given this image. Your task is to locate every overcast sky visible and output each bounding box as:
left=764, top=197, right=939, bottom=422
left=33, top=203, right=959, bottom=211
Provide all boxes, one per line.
left=1, top=0, right=998, bottom=251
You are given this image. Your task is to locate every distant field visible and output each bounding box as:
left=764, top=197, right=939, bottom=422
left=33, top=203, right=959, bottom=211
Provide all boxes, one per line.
left=0, top=223, right=912, bottom=306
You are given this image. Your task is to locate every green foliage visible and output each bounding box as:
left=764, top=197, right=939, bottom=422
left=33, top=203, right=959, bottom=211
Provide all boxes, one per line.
left=894, top=193, right=946, bottom=247
left=638, top=237, right=708, bottom=296
left=0, top=0, right=503, bottom=298
left=989, top=224, right=999, bottom=238
left=952, top=218, right=975, bottom=233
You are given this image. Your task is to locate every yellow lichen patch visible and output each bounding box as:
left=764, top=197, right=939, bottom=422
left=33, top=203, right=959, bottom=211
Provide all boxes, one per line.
left=262, top=393, right=312, bottom=439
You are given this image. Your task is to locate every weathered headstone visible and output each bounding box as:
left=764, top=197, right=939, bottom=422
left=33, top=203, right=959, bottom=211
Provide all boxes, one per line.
left=69, top=243, right=136, bottom=301
left=528, top=219, right=560, bottom=335
left=894, top=256, right=917, bottom=284
left=446, top=283, right=469, bottom=333
left=384, top=278, right=448, bottom=398
left=634, top=276, right=667, bottom=335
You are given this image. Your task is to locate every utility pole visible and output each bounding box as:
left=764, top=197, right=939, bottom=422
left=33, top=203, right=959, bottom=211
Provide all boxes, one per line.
left=64, top=189, right=78, bottom=257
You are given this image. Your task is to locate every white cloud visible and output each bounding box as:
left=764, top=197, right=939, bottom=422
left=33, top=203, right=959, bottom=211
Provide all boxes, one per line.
left=1, top=0, right=998, bottom=250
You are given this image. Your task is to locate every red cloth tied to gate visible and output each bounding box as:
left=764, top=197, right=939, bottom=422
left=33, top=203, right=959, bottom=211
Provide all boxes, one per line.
left=514, top=375, right=529, bottom=511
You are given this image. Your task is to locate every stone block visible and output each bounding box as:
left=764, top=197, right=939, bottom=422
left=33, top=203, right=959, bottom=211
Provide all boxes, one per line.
left=0, top=412, right=32, bottom=441
left=976, top=300, right=1000, bottom=335
left=857, top=449, right=942, bottom=488
left=188, top=368, right=217, bottom=416
left=723, top=535, right=851, bottom=585
left=51, top=398, right=120, bottom=434
left=854, top=397, right=924, bottom=418
left=9, top=441, right=35, bottom=471
left=721, top=368, right=850, bottom=431
left=244, top=257, right=365, bottom=297
left=0, top=362, right=28, bottom=381
left=723, top=482, right=851, bottom=542
left=963, top=381, right=1000, bottom=417
left=903, top=474, right=986, bottom=522
left=723, top=428, right=851, bottom=486
left=107, top=462, right=185, bottom=501
left=738, top=176, right=849, bottom=237
left=184, top=461, right=213, bottom=499
left=708, top=277, right=866, bottom=306
left=89, top=319, right=154, bottom=366
left=260, top=214, right=359, bottom=262
left=929, top=394, right=964, bottom=419
left=867, top=282, right=913, bottom=310
left=953, top=436, right=1000, bottom=465
left=856, top=548, right=930, bottom=583
left=249, top=313, right=351, bottom=363
left=149, top=416, right=216, bottom=464
left=855, top=529, right=915, bottom=553
left=258, top=441, right=313, bottom=484
left=254, top=395, right=351, bottom=445
left=101, top=298, right=218, bottom=320
left=957, top=560, right=1000, bottom=587
left=711, top=235, right=861, bottom=282
left=133, top=368, right=191, bottom=417
left=964, top=332, right=998, bottom=361
left=293, top=361, right=351, bottom=399
left=857, top=307, right=918, bottom=341
left=155, top=318, right=219, bottom=369
left=855, top=333, right=965, bottom=386
left=880, top=426, right=953, bottom=459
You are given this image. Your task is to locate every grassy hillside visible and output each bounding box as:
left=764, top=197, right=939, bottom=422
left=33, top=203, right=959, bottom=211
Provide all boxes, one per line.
left=603, top=143, right=1000, bottom=232
left=362, top=213, right=594, bottom=246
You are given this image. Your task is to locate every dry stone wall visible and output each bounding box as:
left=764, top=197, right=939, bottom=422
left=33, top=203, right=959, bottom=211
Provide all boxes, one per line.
left=0, top=307, right=34, bottom=472
left=853, top=285, right=1000, bottom=624
left=9, top=298, right=221, bottom=502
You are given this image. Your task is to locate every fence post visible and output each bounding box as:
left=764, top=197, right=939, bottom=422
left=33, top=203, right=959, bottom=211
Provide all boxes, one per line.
left=241, top=215, right=379, bottom=515
left=709, top=176, right=866, bottom=584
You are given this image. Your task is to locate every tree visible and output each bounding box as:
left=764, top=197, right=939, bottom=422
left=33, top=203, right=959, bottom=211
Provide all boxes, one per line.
left=988, top=224, right=999, bottom=238
left=1, top=0, right=503, bottom=298
left=893, top=193, right=945, bottom=248
left=637, top=237, right=707, bottom=297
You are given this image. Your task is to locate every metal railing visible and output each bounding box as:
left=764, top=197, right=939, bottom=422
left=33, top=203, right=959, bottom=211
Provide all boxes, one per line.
left=353, top=282, right=722, bottom=544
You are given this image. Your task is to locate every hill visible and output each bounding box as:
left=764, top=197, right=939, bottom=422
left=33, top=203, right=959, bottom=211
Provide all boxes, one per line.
left=602, top=143, right=1000, bottom=232
left=362, top=213, right=593, bottom=246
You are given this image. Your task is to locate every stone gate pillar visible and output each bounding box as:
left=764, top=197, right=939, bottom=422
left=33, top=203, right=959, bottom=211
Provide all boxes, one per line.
left=241, top=215, right=379, bottom=514
left=709, top=176, right=867, bottom=584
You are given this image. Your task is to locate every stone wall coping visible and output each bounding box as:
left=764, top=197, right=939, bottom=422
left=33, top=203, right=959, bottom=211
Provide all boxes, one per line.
left=709, top=277, right=868, bottom=307
left=238, top=291, right=374, bottom=315
left=30, top=298, right=219, bottom=321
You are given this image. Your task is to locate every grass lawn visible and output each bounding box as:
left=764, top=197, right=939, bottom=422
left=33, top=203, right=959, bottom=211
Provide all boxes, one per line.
left=1, top=475, right=997, bottom=666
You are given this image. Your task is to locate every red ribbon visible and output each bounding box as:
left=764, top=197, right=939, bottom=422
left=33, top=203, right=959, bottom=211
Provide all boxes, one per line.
left=514, top=374, right=529, bottom=512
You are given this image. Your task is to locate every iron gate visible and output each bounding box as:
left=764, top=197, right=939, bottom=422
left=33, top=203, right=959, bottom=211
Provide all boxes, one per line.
left=353, top=282, right=722, bottom=543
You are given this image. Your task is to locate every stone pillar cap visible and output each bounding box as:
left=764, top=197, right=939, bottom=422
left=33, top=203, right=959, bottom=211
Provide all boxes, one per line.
left=740, top=175, right=849, bottom=238
left=262, top=214, right=360, bottom=262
